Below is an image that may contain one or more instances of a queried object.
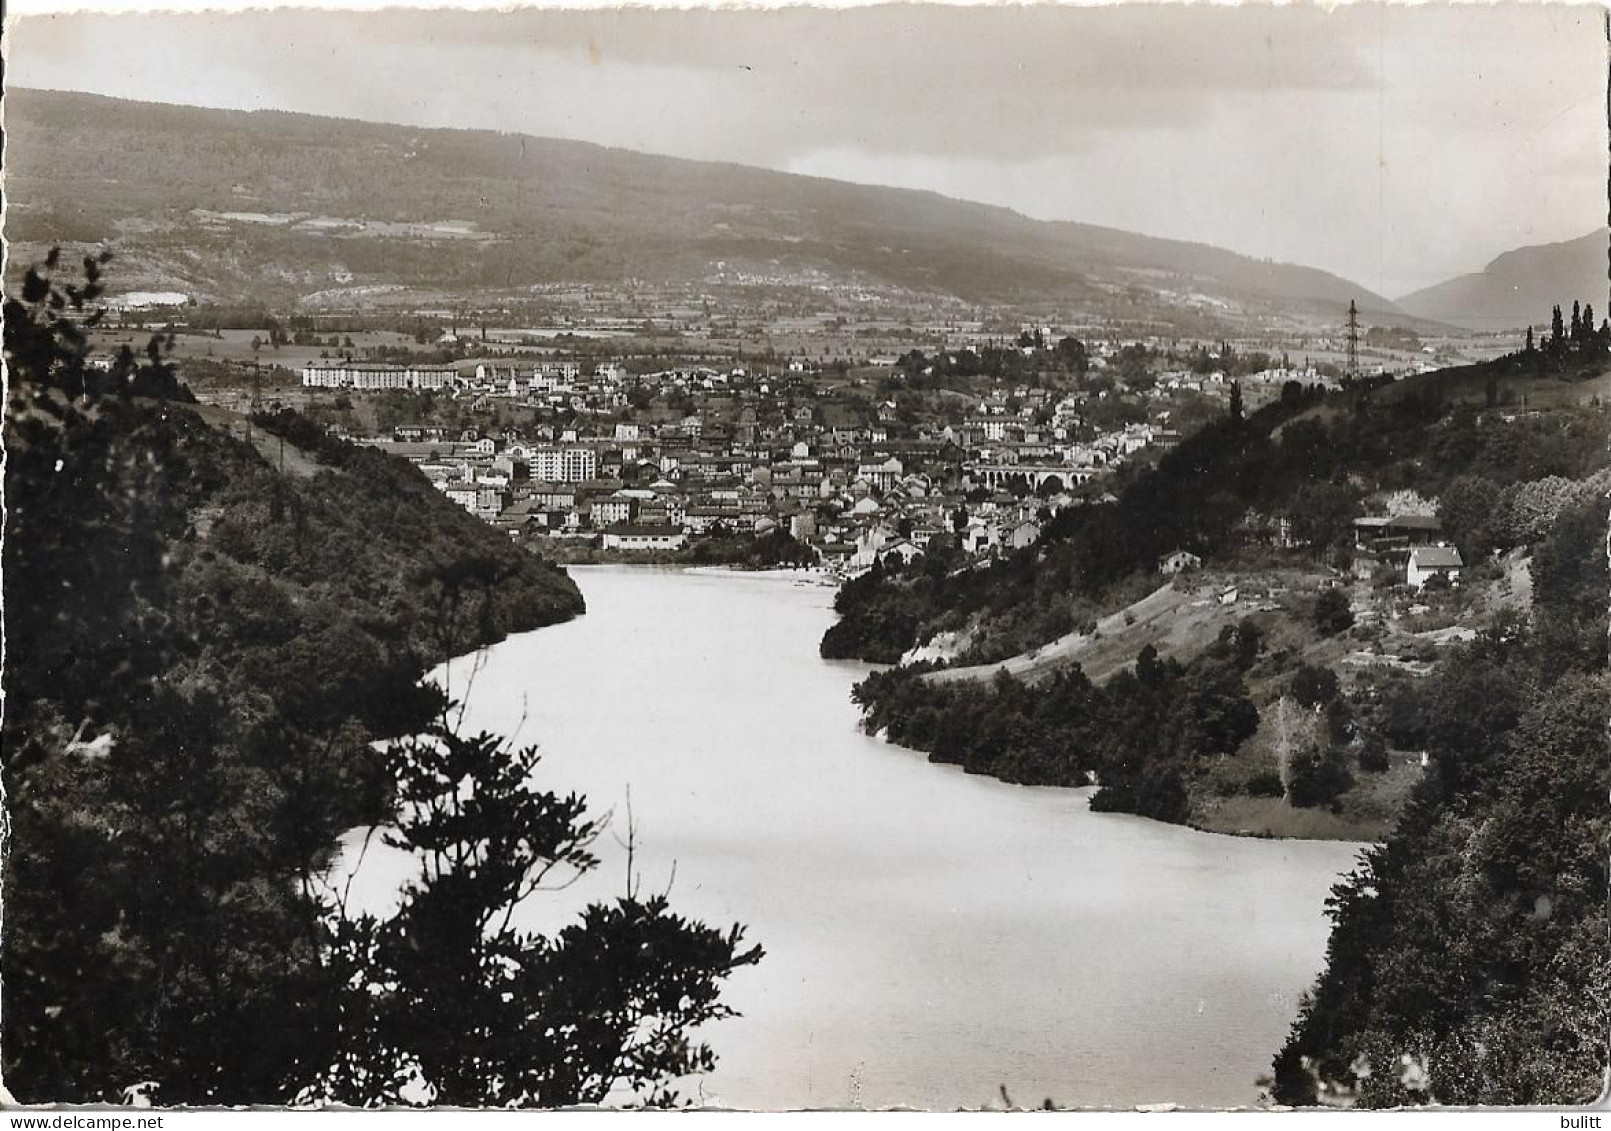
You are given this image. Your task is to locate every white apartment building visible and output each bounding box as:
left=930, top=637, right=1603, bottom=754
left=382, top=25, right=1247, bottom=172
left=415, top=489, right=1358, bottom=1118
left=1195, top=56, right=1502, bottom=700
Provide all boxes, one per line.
left=530, top=446, right=597, bottom=483
left=301, top=364, right=456, bottom=391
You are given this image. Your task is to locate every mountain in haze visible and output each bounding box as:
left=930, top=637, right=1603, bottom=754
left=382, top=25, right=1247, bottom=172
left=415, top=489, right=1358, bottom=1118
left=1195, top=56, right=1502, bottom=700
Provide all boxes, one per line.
left=6, top=88, right=1401, bottom=325
left=1397, top=229, right=1609, bottom=331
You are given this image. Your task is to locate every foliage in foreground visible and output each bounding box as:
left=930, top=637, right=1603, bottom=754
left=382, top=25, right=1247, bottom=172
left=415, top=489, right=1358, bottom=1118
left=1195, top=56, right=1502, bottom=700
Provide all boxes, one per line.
left=311, top=721, right=762, bottom=1108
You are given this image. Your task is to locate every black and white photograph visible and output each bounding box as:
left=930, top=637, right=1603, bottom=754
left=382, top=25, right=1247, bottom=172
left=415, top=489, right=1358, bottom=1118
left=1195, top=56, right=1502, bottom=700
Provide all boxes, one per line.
left=1, top=0, right=1608, bottom=1114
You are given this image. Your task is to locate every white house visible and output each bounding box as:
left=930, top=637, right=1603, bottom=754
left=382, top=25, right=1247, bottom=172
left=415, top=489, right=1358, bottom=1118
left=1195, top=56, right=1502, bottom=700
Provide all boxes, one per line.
left=880, top=538, right=923, bottom=566
left=851, top=525, right=900, bottom=569
left=1407, top=546, right=1463, bottom=589
left=1004, top=519, right=1042, bottom=551
left=962, top=517, right=998, bottom=556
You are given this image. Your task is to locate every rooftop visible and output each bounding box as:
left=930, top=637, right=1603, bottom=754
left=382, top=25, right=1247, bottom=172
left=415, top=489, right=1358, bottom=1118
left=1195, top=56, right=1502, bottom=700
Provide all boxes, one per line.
left=1409, top=546, right=1463, bottom=568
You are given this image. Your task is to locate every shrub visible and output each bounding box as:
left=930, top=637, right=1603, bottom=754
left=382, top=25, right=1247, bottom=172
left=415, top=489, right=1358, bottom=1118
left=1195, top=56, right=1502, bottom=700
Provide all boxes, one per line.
left=1313, top=587, right=1355, bottom=636
left=1380, top=677, right=1429, bottom=748
left=1246, top=769, right=1286, bottom=797
left=1291, top=664, right=1341, bottom=708
left=1357, top=733, right=1390, bottom=773
left=1287, top=743, right=1355, bottom=808
left=1371, top=562, right=1402, bottom=590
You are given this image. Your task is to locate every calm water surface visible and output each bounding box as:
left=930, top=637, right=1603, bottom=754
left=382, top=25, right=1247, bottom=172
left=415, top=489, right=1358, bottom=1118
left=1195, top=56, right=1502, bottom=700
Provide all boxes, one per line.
left=338, top=566, right=1362, bottom=1110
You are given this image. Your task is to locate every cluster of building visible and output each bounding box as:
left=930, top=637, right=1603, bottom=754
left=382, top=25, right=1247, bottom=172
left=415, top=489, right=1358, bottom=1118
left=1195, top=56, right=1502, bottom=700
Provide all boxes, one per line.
left=302, top=360, right=620, bottom=398
left=1350, top=514, right=1464, bottom=589
left=1151, top=363, right=1339, bottom=405
left=329, top=365, right=1201, bottom=570
left=1158, top=512, right=1465, bottom=591
left=303, top=348, right=1467, bottom=589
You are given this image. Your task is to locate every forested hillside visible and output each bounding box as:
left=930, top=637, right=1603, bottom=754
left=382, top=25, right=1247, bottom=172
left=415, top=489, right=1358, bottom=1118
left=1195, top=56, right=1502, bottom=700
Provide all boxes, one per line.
left=4, top=252, right=772, bottom=1105
left=829, top=335, right=1611, bottom=671
left=3, top=380, right=584, bottom=1100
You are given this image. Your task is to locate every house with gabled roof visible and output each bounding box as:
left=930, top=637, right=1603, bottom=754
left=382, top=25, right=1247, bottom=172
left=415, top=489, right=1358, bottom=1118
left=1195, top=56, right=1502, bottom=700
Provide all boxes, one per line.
left=1407, top=546, right=1463, bottom=589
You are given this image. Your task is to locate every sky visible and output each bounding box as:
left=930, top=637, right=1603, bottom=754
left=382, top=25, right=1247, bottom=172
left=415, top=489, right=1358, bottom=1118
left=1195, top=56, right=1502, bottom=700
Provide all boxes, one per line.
left=5, top=2, right=1606, bottom=297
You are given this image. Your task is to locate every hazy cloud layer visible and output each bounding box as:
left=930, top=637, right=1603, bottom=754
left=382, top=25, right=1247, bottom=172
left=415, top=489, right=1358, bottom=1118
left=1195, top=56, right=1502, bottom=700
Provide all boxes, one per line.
left=8, top=4, right=1606, bottom=295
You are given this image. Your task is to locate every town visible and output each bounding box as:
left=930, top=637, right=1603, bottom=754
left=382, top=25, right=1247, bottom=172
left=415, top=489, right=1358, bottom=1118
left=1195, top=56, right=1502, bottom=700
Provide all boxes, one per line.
left=279, top=336, right=1359, bottom=571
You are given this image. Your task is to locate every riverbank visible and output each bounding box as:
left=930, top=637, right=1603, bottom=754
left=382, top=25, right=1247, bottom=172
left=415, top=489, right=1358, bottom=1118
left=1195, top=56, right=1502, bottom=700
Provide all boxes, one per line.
left=684, top=564, right=842, bottom=586
left=1186, top=796, right=1394, bottom=841
left=860, top=711, right=1395, bottom=844
left=335, top=565, right=1362, bottom=1110
left=840, top=560, right=1436, bottom=844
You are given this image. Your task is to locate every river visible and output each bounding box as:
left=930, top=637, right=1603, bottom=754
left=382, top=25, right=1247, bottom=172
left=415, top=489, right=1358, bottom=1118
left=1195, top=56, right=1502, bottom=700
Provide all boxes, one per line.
left=334, top=565, right=1363, bottom=1110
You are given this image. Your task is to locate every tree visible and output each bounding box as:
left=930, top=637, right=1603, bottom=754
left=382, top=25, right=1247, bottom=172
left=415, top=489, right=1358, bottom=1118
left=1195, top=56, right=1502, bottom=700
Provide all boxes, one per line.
left=1288, top=482, right=1359, bottom=561
left=1524, top=326, right=1535, bottom=353
left=1286, top=741, right=1353, bottom=808
left=1438, top=475, right=1501, bottom=559
left=313, top=716, right=763, bottom=1107
left=3, top=257, right=350, bottom=1104
left=1115, top=343, right=1153, bottom=389
left=1550, top=305, right=1565, bottom=351
left=1182, top=658, right=1260, bottom=758
left=1136, top=643, right=1166, bottom=688
left=1055, top=335, right=1088, bottom=373
left=1312, top=587, right=1354, bottom=636
left=1275, top=639, right=1608, bottom=1107
left=1357, top=731, right=1390, bottom=773
left=1228, top=380, right=1244, bottom=425
left=3, top=248, right=185, bottom=401
left=1291, top=664, right=1340, bottom=709
left=1230, top=617, right=1264, bottom=670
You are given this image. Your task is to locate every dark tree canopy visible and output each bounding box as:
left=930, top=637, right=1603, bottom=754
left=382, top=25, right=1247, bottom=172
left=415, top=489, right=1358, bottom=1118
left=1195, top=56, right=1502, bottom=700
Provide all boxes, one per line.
left=1312, top=588, right=1354, bottom=636
left=313, top=720, right=762, bottom=1108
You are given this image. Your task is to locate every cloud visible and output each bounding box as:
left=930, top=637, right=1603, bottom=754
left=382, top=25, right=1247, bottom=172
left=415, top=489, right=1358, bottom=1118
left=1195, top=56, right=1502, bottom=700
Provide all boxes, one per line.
left=10, top=5, right=1380, bottom=163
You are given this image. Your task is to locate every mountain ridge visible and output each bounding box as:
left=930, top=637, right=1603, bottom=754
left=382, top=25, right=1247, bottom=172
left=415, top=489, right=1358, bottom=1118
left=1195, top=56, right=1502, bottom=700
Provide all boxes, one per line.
left=5, top=87, right=1403, bottom=323
left=1396, top=228, right=1608, bottom=331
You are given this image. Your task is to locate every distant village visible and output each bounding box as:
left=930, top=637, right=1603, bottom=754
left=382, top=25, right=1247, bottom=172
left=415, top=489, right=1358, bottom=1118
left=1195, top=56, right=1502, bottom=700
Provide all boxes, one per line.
left=299, top=343, right=1343, bottom=571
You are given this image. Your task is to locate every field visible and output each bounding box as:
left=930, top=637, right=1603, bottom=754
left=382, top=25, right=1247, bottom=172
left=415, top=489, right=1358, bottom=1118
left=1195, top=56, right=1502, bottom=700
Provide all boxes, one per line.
left=923, top=567, right=1336, bottom=689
